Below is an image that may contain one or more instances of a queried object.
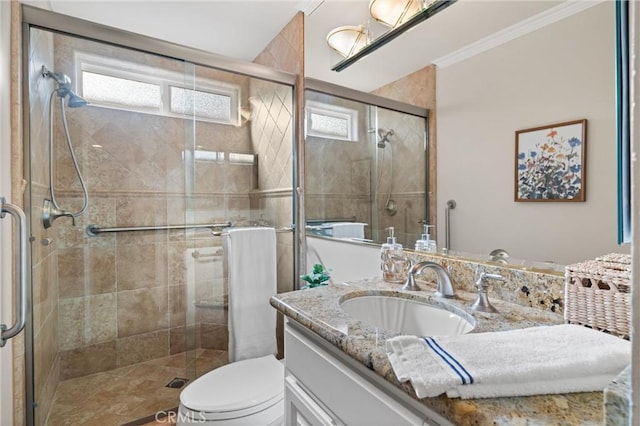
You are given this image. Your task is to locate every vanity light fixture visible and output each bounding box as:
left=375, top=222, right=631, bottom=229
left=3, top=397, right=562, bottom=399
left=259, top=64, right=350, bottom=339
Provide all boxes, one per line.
left=369, top=0, right=423, bottom=28
left=330, top=0, right=457, bottom=72
left=326, top=25, right=369, bottom=58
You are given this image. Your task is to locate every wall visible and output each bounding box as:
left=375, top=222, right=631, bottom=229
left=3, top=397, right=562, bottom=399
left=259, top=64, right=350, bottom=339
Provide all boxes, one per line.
left=436, top=2, right=626, bottom=265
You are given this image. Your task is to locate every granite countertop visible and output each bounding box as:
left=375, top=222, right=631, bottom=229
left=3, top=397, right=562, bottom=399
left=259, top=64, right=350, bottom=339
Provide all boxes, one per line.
left=270, top=276, right=604, bottom=426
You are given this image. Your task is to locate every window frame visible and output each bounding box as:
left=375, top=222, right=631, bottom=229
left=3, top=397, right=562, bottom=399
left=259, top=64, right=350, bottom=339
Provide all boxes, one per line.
left=305, top=100, right=359, bottom=142
left=74, top=52, right=241, bottom=126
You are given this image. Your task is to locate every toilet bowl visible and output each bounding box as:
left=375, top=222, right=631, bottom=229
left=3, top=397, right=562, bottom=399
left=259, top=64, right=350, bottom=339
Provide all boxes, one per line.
left=177, top=354, right=284, bottom=425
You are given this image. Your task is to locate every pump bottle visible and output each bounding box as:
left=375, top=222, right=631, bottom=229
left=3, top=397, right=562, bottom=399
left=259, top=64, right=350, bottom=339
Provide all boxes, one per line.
left=415, top=224, right=436, bottom=252
left=380, top=227, right=408, bottom=283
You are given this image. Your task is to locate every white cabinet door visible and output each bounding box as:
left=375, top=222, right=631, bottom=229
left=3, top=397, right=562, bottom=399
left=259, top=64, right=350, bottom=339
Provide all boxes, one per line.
left=285, top=323, right=426, bottom=426
left=285, top=376, right=339, bottom=426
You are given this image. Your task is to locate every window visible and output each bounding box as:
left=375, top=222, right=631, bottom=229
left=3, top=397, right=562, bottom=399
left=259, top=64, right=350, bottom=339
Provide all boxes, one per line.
left=75, top=52, right=241, bottom=125
left=305, top=101, right=358, bottom=141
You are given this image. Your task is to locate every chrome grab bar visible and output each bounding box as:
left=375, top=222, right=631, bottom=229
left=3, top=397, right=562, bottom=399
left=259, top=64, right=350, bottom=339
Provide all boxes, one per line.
left=444, top=199, right=456, bottom=253
left=0, top=197, right=27, bottom=347
left=86, top=221, right=232, bottom=236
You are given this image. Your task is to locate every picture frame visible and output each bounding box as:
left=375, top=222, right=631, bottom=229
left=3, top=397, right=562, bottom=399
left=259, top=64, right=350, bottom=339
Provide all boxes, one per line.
left=514, top=119, right=587, bottom=202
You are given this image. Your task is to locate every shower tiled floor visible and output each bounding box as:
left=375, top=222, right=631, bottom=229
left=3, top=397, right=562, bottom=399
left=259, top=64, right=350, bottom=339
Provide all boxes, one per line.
left=46, top=349, right=228, bottom=426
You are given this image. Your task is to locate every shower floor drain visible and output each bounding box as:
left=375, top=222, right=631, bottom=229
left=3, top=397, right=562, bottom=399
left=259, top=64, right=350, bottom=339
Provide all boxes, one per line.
left=166, top=377, right=189, bottom=389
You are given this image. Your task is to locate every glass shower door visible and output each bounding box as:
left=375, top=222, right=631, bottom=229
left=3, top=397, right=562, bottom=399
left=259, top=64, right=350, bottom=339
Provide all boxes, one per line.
left=25, top=19, right=296, bottom=426
left=183, top=64, right=296, bottom=373
left=26, top=26, right=199, bottom=425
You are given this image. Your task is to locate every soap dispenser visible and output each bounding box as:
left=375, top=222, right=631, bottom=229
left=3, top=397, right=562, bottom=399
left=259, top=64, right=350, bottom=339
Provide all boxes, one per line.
left=381, top=227, right=407, bottom=283
left=415, top=224, right=436, bottom=252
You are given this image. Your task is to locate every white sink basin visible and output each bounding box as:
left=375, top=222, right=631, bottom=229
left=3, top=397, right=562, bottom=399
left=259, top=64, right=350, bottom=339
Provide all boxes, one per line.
left=340, top=295, right=475, bottom=336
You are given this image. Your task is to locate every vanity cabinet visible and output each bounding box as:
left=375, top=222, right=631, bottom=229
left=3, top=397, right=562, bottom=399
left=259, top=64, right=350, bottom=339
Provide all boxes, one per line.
left=284, top=320, right=451, bottom=426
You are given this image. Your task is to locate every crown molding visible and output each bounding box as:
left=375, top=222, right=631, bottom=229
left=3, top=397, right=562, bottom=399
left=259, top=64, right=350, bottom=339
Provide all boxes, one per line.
left=433, top=0, right=605, bottom=69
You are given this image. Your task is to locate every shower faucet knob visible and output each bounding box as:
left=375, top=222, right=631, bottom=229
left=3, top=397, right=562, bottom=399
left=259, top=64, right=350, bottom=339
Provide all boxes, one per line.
left=42, top=199, right=76, bottom=229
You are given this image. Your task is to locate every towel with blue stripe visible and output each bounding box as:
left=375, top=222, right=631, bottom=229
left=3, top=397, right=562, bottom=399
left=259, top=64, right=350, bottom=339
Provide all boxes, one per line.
left=385, top=324, right=630, bottom=399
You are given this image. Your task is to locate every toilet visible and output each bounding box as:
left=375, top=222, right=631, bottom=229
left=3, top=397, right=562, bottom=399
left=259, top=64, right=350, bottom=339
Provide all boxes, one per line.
left=177, top=355, right=284, bottom=425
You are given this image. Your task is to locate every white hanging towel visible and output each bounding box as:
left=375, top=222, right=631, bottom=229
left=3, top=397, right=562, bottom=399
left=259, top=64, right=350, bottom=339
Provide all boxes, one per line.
left=226, top=227, right=277, bottom=362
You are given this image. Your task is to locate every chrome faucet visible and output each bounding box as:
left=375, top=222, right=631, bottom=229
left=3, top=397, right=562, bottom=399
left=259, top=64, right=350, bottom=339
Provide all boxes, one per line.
left=402, top=261, right=455, bottom=298
left=470, top=272, right=506, bottom=313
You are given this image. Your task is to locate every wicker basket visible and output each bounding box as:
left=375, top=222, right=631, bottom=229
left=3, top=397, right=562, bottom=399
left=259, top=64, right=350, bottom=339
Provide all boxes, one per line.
left=564, top=254, right=631, bottom=338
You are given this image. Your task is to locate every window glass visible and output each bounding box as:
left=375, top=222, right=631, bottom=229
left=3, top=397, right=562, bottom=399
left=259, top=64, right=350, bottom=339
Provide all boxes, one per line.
left=306, top=101, right=358, bottom=141
left=77, top=53, right=240, bottom=125
left=170, top=86, right=231, bottom=121
left=82, top=71, right=161, bottom=109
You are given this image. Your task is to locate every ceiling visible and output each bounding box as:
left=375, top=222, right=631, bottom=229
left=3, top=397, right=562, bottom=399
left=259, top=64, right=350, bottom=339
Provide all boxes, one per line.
left=33, top=0, right=572, bottom=92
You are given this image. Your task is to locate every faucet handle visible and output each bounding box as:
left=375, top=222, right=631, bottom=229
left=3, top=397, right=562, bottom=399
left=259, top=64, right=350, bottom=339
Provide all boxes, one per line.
left=476, top=272, right=505, bottom=286
left=471, top=272, right=505, bottom=313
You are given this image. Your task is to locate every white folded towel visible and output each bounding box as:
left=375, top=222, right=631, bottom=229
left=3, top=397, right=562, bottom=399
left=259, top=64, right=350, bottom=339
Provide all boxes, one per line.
left=385, top=324, right=630, bottom=399
left=226, top=227, right=277, bottom=362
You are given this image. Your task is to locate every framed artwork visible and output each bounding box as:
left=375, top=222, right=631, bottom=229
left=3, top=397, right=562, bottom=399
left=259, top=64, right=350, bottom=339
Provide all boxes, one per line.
left=515, top=119, right=587, bottom=202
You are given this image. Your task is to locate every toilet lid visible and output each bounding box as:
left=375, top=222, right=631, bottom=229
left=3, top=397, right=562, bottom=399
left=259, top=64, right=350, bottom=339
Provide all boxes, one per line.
left=180, top=355, right=284, bottom=415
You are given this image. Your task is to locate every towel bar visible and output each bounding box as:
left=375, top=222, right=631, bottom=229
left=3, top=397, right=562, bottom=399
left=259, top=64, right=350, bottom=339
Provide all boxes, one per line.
left=86, top=221, right=232, bottom=236
left=212, top=227, right=293, bottom=236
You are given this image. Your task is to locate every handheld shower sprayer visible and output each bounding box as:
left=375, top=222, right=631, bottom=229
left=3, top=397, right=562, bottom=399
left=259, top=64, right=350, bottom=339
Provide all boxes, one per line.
left=41, top=65, right=89, bottom=228
left=374, top=128, right=398, bottom=215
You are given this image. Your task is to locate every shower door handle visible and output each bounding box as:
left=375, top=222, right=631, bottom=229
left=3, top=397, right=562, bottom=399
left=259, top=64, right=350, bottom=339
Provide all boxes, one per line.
left=0, top=197, right=27, bottom=347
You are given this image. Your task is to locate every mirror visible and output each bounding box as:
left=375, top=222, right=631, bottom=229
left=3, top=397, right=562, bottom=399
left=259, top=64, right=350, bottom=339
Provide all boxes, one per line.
left=304, top=1, right=629, bottom=267
left=304, top=87, right=427, bottom=248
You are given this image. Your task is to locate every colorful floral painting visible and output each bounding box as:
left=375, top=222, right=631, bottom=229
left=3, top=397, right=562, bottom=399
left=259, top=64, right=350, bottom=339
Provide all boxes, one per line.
left=515, top=119, right=587, bottom=202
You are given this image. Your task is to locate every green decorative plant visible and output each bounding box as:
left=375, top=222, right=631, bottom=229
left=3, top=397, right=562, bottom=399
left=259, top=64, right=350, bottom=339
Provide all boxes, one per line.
left=300, top=263, right=331, bottom=289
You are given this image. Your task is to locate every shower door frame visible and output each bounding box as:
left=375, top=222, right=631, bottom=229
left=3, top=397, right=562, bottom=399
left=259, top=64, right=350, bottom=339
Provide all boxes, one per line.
left=21, top=6, right=299, bottom=425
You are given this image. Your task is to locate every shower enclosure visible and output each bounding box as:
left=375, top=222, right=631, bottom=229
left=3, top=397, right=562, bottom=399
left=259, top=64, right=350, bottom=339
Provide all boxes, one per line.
left=304, top=86, right=428, bottom=247
left=24, top=11, right=295, bottom=425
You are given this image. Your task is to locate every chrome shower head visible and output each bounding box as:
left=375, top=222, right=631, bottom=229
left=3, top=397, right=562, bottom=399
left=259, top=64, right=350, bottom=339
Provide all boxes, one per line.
left=67, top=92, right=88, bottom=108
left=377, top=128, right=394, bottom=148
left=41, top=65, right=88, bottom=108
